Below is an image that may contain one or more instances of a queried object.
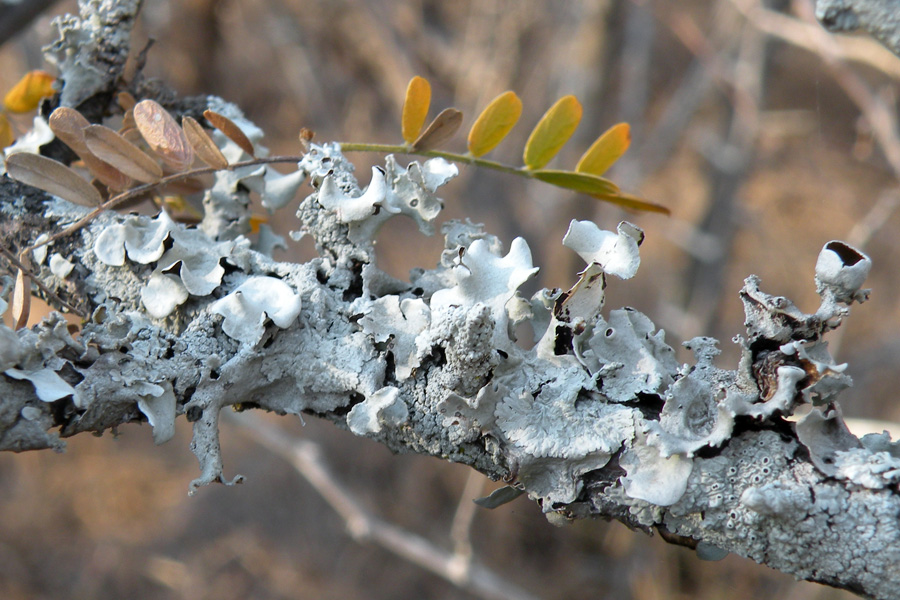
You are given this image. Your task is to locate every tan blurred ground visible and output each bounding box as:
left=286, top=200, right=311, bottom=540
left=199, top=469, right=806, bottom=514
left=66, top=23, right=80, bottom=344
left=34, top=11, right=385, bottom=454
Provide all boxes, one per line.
left=1, top=0, right=894, bottom=598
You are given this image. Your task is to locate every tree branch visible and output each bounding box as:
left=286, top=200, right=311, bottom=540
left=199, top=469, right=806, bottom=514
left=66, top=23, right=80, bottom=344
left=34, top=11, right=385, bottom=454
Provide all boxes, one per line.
left=814, top=0, right=900, bottom=57
left=2, top=2, right=900, bottom=599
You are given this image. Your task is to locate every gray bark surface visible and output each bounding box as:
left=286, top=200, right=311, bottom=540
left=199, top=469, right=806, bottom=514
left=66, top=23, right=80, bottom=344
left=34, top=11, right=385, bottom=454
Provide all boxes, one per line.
left=3, top=2, right=900, bottom=598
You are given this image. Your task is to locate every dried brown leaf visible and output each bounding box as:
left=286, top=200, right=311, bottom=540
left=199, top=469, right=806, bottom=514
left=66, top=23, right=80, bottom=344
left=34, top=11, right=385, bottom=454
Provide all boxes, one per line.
left=84, top=124, right=163, bottom=183
left=12, top=268, right=31, bottom=330
left=203, top=110, right=255, bottom=157
left=117, top=91, right=137, bottom=112
left=5, top=152, right=104, bottom=207
left=134, top=99, right=194, bottom=171
left=411, top=108, right=463, bottom=152
left=121, top=109, right=137, bottom=133
left=182, top=116, right=228, bottom=169
left=299, top=127, right=314, bottom=152
left=48, top=107, right=132, bottom=191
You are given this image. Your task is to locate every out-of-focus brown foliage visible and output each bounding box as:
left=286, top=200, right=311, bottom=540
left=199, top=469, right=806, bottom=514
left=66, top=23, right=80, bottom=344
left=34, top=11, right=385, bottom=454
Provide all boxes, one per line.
left=2, top=0, right=895, bottom=598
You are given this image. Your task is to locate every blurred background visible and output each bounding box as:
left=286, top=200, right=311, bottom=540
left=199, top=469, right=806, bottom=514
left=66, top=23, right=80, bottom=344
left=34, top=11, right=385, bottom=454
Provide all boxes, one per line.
left=1, top=0, right=898, bottom=598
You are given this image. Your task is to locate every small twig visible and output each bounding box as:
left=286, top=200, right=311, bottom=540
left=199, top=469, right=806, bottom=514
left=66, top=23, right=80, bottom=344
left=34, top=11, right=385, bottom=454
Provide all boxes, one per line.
left=449, top=469, right=487, bottom=568
left=0, top=245, right=85, bottom=318
left=339, top=142, right=525, bottom=177
left=31, top=155, right=307, bottom=252
left=228, top=413, right=540, bottom=600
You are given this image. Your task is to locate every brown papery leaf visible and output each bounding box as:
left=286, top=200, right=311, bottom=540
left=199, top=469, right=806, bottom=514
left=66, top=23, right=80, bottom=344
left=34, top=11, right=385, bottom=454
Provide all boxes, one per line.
left=84, top=124, right=163, bottom=183
left=117, top=91, right=137, bottom=112
left=12, top=268, right=31, bottom=330
left=5, top=152, right=104, bottom=207
left=121, top=109, right=137, bottom=134
left=411, top=108, right=463, bottom=152
left=134, top=99, right=194, bottom=171
left=299, top=127, right=314, bottom=152
left=203, top=110, right=255, bottom=157
left=48, top=107, right=132, bottom=191
left=182, top=116, right=228, bottom=169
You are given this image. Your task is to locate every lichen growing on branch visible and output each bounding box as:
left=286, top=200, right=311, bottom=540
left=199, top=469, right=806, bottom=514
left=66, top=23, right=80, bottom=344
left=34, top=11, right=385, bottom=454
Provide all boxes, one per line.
left=2, top=1, right=900, bottom=598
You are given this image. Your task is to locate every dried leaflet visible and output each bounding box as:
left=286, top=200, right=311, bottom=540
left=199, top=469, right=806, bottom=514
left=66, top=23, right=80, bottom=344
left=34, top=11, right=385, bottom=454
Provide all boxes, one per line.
left=298, top=127, right=314, bottom=152
left=203, top=110, right=255, bottom=157
left=5, top=152, right=103, bottom=207
left=117, top=91, right=137, bottom=112
left=134, top=99, right=194, bottom=171
left=48, top=107, right=132, bottom=191
left=84, top=124, right=163, bottom=183
left=523, top=95, right=582, bottom=170
left=467, top=91, right=522, bottom=157
left=182, top=116, right=228, bottom=169
left=12, top=268, right=31, bottom=330
left=402, top=76, right=431, bottom=144
left=411, top=108, right=463, bottom=152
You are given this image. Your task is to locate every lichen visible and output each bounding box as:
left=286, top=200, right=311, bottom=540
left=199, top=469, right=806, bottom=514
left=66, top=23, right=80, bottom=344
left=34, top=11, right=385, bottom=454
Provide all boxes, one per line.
left=346, top=386, right=408, bottom=435
left=209, top=276, right=302, bottom=345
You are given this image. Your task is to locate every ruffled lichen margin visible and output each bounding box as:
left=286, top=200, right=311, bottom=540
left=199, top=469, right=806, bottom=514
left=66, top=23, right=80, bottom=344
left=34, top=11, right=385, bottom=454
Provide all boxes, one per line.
left=2, top=2, right=900, bottom=599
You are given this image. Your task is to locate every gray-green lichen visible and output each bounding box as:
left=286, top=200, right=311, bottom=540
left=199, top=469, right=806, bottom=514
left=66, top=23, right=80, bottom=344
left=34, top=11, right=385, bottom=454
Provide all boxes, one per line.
left=1, top=62, right=899, bottom=596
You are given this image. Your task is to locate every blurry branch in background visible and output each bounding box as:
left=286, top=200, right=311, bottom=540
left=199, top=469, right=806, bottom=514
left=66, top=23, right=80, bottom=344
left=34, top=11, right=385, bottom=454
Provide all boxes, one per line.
left=628, top=0, right=767, bottom=339
left=730, top=0, right=900, bottom=355
left=731, top=0, right=900, bottom=182
left=0, top=0, right=60, bottom=48
left=229, top=414, right=538, bottom=600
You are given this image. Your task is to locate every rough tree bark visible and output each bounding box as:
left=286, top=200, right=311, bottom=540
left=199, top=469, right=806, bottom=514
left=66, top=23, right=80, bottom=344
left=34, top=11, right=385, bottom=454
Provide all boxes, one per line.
left=815, top=0, right=900, bottom=57
left=2, top=2, right=900, bottom=599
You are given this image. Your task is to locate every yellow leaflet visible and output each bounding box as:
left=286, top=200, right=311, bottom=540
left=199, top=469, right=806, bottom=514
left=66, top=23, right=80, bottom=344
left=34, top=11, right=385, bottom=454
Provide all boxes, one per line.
left=523, top=95, right=582, bottom=170
left=161, top=196, right=203, bottom=220
left=249, top=213, right=269, bottom=234
left=532, top=169, right=619, bottom=197
left=0, top=113, right=12, bottom=149
left=3, top=70, right=56, bottom=113
left=402, top=76, right=431, bottom=144
left=576, top=122, right=630, bottom=176
left=467, top=91, right=522, bottom=157
left=591, top=191, right=670, bottom=215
